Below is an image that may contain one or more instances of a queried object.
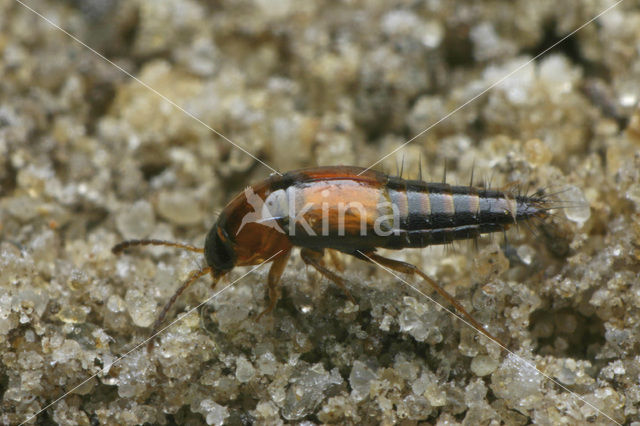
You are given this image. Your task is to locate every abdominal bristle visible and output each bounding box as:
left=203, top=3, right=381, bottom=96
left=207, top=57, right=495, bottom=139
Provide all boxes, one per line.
left=511, top=183, right=584, bottom=259
left=509, top=182, right=588, bottom=214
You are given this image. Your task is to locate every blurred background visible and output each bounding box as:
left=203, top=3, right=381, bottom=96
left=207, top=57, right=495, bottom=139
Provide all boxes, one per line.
left=1, top=0, right=639, bottom=424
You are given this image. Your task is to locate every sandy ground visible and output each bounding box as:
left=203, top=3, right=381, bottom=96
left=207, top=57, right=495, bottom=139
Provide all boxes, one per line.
left=1, top=0, right=640, bottom=424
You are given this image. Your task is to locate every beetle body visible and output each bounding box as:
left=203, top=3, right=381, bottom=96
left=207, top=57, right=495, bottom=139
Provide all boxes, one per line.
left=114, top=165, right=551, bottom=347
left=208, top=165, right=546, bottom=268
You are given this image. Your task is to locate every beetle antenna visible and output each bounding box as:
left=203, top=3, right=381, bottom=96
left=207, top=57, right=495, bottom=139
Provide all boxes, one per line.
left=112, top=239, right=204, bottom=254
left=147, top=266, right=213, bottom=351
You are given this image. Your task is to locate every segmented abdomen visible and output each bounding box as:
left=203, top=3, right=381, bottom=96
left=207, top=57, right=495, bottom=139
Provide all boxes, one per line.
left=258, top=166, right=547, bottom=252
left=383, top=176, right=544, bottom=249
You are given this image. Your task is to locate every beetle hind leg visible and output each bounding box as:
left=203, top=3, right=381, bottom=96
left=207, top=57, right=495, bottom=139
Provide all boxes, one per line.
left=352, top=250, right=506, bottom=349
left=300, top=248, right=356, bottom=304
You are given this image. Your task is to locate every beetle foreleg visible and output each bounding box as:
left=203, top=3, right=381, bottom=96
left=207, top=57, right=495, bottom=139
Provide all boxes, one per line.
left=256, top=250, right=291, bottom=321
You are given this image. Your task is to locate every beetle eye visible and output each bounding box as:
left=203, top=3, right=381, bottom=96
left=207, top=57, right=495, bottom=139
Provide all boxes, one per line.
left=204, top=227, right=235, bottom=271
left=214, top=234, right=233, bottom=266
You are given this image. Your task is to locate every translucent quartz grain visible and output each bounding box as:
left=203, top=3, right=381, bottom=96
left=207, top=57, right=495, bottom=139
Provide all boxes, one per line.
left=115, top=200, right=155, bottom=239
left=563, top=185, right=591, bottom=226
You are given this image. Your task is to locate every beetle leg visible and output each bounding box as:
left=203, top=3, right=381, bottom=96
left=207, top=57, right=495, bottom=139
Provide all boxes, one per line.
left=328, top=249, right=345, bottom=272
left=300, top=248, right=355, bottom=304
left=256, top=250, right=291, bottom=321
left=352, top=250, right=506, bottom=349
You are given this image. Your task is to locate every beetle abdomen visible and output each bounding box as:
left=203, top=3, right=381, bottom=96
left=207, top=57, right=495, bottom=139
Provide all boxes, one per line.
left=382, top=177, right=547, bottom=249
left=255, top=167, right=549, bottom=252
